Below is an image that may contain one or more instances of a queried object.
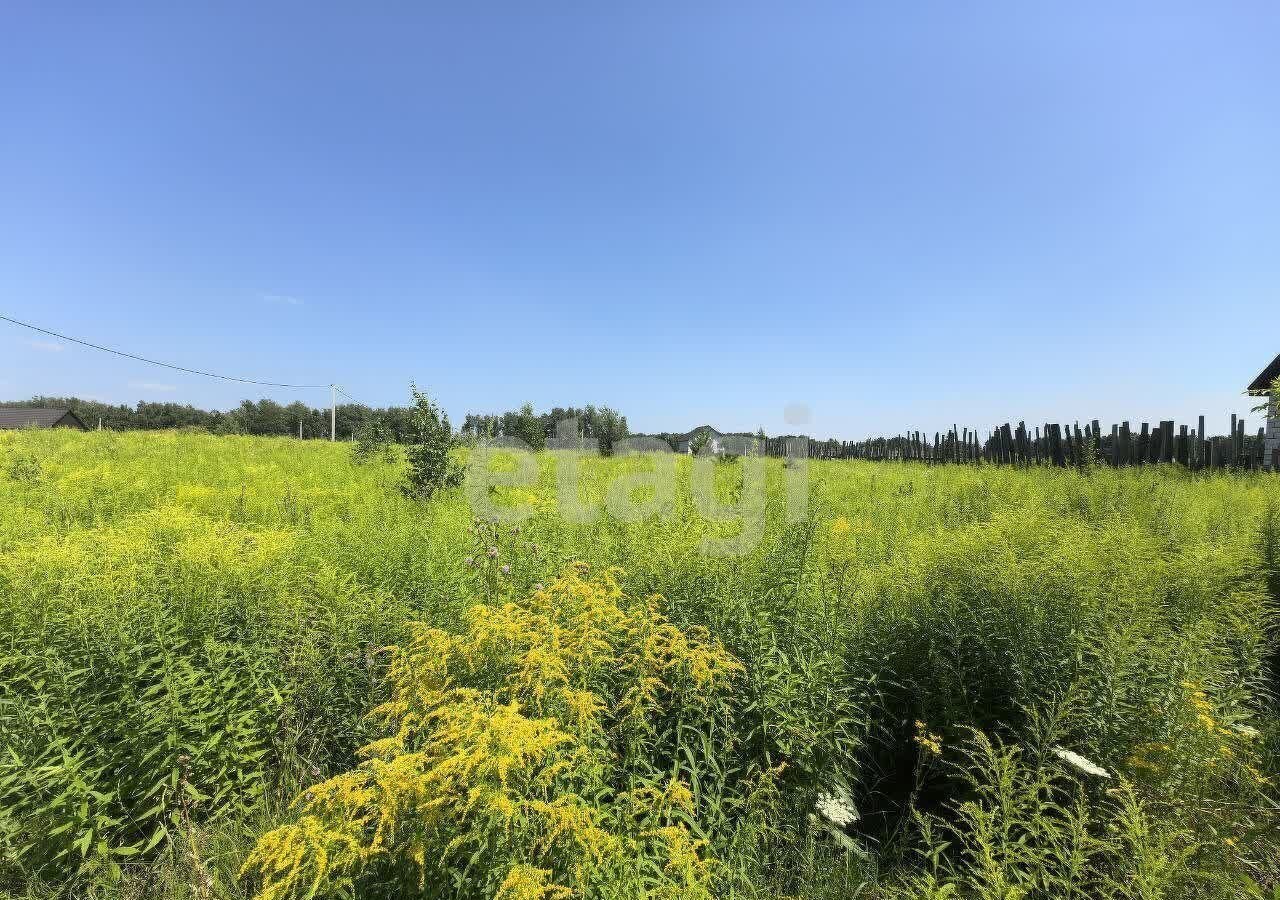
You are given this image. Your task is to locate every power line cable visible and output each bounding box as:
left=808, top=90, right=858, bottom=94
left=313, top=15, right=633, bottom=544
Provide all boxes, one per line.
left=335, top=386, right=385, bottom=410
left=334, top=385, right=365, bottom=406
left=1, top=314, right=329, bottom=389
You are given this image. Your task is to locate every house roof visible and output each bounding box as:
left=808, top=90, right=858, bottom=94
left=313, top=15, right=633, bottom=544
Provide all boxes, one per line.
left=1247, top=353, right=1280, bottom=395
left=0, top=407, right=88, bottom=430
left=679, top=425, right=723, bottom=441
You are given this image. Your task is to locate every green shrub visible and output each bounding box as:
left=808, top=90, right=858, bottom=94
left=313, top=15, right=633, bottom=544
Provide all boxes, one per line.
left=401, top=384, right=463, bottom=499
left=352, top=415, right=395, bottom=463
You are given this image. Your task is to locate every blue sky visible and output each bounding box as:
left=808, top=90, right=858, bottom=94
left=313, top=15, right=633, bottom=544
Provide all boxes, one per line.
left=2, top=3, right=1278, bottom=438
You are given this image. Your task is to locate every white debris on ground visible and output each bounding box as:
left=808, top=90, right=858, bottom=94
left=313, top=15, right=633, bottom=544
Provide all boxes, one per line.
left=1050, top=745, right=1111, bottom=779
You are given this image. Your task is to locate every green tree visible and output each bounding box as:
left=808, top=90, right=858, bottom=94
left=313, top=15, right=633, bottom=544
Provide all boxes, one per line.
left=511, top=402, right=546, bottom=451
left=593, top=406, right=628, bottom=455
left=402, top=384, right=462, bottom=498
left=690, top=429, right=711, bottom=455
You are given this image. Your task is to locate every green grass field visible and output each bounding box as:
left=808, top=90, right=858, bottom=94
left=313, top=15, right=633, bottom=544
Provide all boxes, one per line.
left=2, top=429, right=1277, bottom=899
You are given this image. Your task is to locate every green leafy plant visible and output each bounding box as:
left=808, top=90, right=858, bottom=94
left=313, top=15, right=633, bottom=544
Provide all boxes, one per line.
left=4, top=450, right=41, bottom=482
left=886, top=727, right=1257, bottom=900
left=353, top=415, right=395, bottom=463
left=402, top=383, right=463, bottom=499
left=239, top=565, right=742, bottom=900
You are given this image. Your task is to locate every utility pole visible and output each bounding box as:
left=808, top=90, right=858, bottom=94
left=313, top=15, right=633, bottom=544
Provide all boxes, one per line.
left=299, top=418, right=303, bottom=440
left=330, top=384, right=337, bottom=441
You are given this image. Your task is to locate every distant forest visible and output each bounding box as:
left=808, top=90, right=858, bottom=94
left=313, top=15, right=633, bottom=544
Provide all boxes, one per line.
left=461, top=404, right=628, bottom=454
left=7, top=396, right=408, bottom=440
left=3, top=396, right=840, bottom=454
left=5, top=396, right=639, bottom=450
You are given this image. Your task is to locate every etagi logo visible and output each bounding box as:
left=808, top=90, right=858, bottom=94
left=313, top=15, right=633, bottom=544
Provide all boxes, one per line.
left=465, top=412, right=811, bottom=557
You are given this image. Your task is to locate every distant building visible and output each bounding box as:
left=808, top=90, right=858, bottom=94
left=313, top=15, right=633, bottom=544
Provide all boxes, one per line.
left=675, top=425, right=724, bottom=455
left=0, top=407, right=89, bottom=431
left=1247, top=354, right=1280, bottom=470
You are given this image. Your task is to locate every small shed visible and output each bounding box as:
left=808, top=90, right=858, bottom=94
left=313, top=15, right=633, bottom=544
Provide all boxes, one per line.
left=1247, top=354, right=1280, bottom=470
left=0, top=407, right=89, bottom=431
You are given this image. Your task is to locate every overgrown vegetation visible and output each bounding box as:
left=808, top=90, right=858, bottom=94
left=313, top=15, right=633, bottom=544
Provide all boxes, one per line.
left=353, top=415, right=396, bottom=462
left=0, top=429, right=1276, bottom=899
left=239, top=563, right=742, bottom=899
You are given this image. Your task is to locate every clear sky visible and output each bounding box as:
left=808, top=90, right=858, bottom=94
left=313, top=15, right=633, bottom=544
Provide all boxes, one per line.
left=2, top=3, right=1278, bottom=439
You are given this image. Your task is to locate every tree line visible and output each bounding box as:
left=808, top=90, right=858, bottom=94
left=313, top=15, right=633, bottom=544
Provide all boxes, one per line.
left=8, top=395, right=840, bottom=455
left=7, top=395, right=632, bottom=450
left=9, top=396, right=412, bottom=440
left=460, top=404, right=628, bottom=454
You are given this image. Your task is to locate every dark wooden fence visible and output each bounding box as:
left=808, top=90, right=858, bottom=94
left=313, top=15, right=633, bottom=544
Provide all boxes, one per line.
left=760, top=415, right=1271, bottom=470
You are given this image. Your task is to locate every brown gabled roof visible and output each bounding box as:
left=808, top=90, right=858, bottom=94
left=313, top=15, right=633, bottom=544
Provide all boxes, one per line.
left=1247, top=353, right=1280, bottom=395
left=0, top=407, right=89, bottom=430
